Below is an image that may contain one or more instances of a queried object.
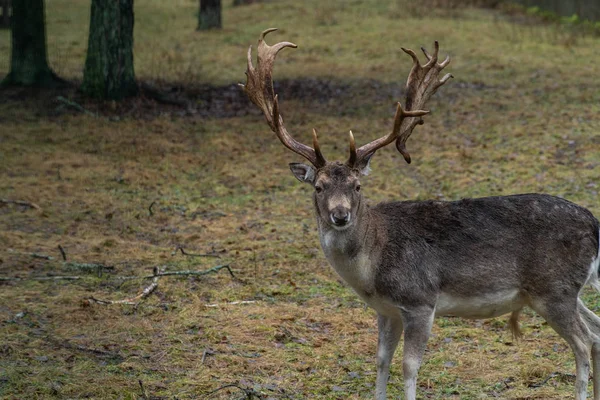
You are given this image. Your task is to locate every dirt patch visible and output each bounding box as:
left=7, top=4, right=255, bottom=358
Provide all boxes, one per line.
left=0, top=77, right=495, bottom=121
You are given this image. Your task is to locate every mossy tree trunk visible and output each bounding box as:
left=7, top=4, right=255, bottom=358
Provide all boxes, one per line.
left=198, top=0, right=221, bottom=30
left=82, top=0, right=137, bottom=100
left=1, top=0, right=63, bottom=87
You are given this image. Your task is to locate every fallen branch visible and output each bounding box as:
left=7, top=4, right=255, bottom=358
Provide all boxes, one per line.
left=172, top=245, right=221, bottom=258
left=88, top=266, right=164, bottom=306
left=0, top=275, right=80, bottom=282
left=0, top=199, right=41, bottom=210
left=143, top=264, right=233, bottom=279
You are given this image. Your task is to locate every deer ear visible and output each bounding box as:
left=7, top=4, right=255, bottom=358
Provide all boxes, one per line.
left=356, top=153, right=374, bottom=176
left=289, top=163, right=316, bottom=184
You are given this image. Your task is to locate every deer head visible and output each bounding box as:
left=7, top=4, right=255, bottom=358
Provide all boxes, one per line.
left=240, top=29, right=452, bottom=230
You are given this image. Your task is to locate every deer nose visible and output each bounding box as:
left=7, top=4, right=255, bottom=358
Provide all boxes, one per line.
left=330, top=209, right=350, bottom=226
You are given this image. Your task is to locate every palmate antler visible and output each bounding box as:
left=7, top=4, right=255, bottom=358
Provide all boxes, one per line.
left=240, top=28, right=327, bottom=168
left=241, top=29, right=452, bottom=168
left=349, top=41, right=453, bottom=166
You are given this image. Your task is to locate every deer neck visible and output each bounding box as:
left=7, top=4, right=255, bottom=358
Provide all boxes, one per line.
left=315, top=197, right=380, bottom=296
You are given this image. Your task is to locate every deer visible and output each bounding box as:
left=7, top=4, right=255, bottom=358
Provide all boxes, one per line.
left=240, top=28, right=600, bottom=400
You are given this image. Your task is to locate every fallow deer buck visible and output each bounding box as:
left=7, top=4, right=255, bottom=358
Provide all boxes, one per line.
left=240, top=28, right=600, bottom=400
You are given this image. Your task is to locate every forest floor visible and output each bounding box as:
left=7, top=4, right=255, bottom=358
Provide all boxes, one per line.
left=2, top=0, right=600, bottom=399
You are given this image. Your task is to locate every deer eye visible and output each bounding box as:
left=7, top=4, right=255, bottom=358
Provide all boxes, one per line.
left=355, top=184, right=361, bottom=192
left=315, top=186, right=323, bottom=193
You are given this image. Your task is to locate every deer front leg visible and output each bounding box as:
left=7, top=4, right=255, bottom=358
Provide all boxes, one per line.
left=375, top=314, right=403, bottom=400
left=401, top=306, right=435, bottom=400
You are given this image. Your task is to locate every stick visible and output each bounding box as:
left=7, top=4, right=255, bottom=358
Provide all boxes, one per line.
left=205, top=301, right=256, bottom=308
left=58, top=245, right=67, bottom=261
left=55, top=96, right=97, bottom=117
left=58, top=341, right=123, bottom=360
left=172, top=245, right=221, bottom=258
left=201, top=347, right=214, bottom=364
left=139, top=380, right=149, bottom=400
left=0, top=276, right=80, bottom=282
left=88, top=267, right=163, bottom=306
left=32, top=253, right=54, bottom=260
left=143, top=264, right=233, bottom=279
left=0, top=199, right=41, bottom=210
left=148, top=201, right=156, bottom=216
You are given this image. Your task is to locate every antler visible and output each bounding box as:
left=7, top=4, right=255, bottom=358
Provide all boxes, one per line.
left=240, top=28, right=327, bottom=168
left=349, top=41, right=452, bottom=166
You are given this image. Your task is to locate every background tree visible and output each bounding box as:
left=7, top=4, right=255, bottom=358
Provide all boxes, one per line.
left=0, top=0, right=10, bottom=29
left=82, top=0, right=137, bottom=100
left=233, top=0, right=255, bottom=5
left=1, top=0, right=63, bottom=87
left=198, top=0, right=221, bottom=30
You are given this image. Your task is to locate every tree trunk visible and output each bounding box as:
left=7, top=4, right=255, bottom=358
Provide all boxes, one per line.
left=82, top=0, right=137, bottom=100
left=0, top=0, right=10, bottom=29
left=1, top=0, right=63, bottom=87
left=198, top=0, right=221, bottom=30
left=233, top=0, right=256, bottom=5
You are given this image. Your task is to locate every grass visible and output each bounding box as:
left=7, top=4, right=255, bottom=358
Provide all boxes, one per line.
left=1, top=0, right=600, bottom=398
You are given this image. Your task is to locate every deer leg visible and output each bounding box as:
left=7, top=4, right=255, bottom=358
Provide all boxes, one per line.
left=375, top=314, right=403, bottom=400
left=533, top=297, right=592, bottom=400
left=400, top=306, right=434, bottom=400
left=578, top=299, right=600, bottom=400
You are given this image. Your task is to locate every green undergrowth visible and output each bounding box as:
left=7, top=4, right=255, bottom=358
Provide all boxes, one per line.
left=2, top=0, right=600, bottom=399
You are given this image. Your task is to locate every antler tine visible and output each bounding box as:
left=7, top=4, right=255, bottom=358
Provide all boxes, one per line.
left=348, top=41, right=452, bottom=167
left=348, top=130, right=357, bottom=167
left=312, top=129, right=327, bottom=167
left=241, top=29, right=327, bottom=168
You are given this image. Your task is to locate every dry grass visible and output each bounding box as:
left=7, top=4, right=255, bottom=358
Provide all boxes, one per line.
left=2, top=0, right=600, bottom=399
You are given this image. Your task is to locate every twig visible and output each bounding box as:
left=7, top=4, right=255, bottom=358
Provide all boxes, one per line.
left=205, top=301, right=257, bottom=308
left=57, top=340, right=123, bottom=360
left=148, top=201, right=156, bottom=216
left=201, top=347, right=214, bottom=364
left=172, top=245, right=221, bottom=258
left=32, top=253, right=54, bottom=260
left=143, top=264, right=233, bottom=279
left=0, top=276, right=80, bottom=282
left=139, top=380, right=149, bottom=400
left=0, top=199, right=41, bottom=210
left=528, top=372, right=575, bottom=388
left=58, top=245, right=67, bottom=261
left=88, top=266, right=163, bottom=306
left=55, top=96, right=97, bottom=117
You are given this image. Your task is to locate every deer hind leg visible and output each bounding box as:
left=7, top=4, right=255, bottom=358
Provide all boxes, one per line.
left=578, top=299, right=600, bottom=400
left=532, top=297, right=592, bottom=400
left=508, top=309, right=523, bottom=341
left=375, top=314, right=403, bottom=400
left=400, top=306, right=435, bottom=400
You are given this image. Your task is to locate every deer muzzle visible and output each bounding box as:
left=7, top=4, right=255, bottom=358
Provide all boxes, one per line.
left=330, top=207, right=351, bottom=227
